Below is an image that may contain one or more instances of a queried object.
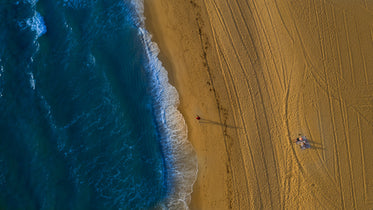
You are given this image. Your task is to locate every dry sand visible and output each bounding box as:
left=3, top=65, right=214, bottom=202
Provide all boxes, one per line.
left=144, top=0, right=373, bottom=209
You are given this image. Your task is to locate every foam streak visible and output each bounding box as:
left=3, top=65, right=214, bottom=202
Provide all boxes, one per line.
left=133, top=1, right=198, bottom=209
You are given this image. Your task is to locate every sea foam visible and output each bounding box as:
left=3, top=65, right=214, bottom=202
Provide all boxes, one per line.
left=0, top=64, right=3, bottom=98
left=26, top=12, right=46, bottom=38
left=133, top=1, right=198, bottom=209
left=17, top=1, right=46, bottom=39
left=29, top=72, right=36, bottom=90
left=62, top=0, right=90, bottom=9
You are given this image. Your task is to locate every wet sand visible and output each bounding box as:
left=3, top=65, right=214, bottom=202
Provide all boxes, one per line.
left=145, top=0, right=373, bottom=209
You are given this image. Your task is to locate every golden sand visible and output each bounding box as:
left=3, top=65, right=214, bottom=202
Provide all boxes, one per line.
left=144, top=0, right=373, bottom=209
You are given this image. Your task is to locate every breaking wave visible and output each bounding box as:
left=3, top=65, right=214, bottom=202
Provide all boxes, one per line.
left=132, top=1, right=198, bottom=209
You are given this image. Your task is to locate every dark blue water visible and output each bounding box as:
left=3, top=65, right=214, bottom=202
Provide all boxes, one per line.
left=0, top=0, right=183, bottom=209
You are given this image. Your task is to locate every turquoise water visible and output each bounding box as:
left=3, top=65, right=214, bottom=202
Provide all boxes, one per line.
left=0, top=0, right=197, bottom=209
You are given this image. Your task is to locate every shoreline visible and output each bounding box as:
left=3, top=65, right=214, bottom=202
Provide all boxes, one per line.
left=143, top=0, right=233, bottom=209
left=134, top=1, right=199, bottom=208
left=144, top=0, right=373, bottom=209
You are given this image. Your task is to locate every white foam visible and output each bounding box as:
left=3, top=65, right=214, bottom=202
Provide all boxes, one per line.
left=26, top=12, right=47, bottom=38
left=22, top=0, right=38, bottom=6
left=63, top=0, right=90, bottom=9
left=134, top=1, right=198, bottom=209
left=87, top=53, right=96, bottom=68
left=14, top=1, right=45, bottom=66
left=130, top=0, right=145, bottom=27
left=0, top=64, right=3, bottom=98
left=17, top=0, right=47, bottom=39
left=29, top=72, right=36, bottom=90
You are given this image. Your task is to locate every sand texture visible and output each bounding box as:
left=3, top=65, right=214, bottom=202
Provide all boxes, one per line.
left=144, top=0, right=373, bottom=209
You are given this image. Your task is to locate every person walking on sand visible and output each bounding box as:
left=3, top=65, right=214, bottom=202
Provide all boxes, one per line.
left=196, top=115, right=201, bottom=120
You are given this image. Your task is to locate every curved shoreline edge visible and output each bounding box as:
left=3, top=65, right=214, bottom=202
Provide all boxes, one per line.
left=142, top=0, right=373, bottom=209
left=132, top=1, right=198, bottom=209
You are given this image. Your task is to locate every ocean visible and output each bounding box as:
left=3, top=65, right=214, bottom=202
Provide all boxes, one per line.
left=0, top=0, right=197, bottom=209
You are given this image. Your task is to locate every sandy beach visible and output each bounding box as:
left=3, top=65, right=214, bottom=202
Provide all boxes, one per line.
left=144, top=0, right=373, bottom=209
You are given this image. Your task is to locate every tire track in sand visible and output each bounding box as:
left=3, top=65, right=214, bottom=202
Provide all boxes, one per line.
left=191, top=1, right=248, bottom=208
left=204, top=0, right=271, bottom=207
left=204, top=0, right=284, bottom=208
left=209, top=1, right=281, bottom=208
left=246, top=4, right=307, bottom=207
left=215, top=37, right=262, bottom=209
left=224, top=0, right=285, bottom=199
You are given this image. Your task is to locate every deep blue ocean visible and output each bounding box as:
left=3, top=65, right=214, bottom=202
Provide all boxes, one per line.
left=0, top=0, right=197, bottom=209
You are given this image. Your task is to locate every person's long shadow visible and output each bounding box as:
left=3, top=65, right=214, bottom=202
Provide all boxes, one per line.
left=307, top=139, right=326, bottom=151
left=198, top=118, right=241, bottom=129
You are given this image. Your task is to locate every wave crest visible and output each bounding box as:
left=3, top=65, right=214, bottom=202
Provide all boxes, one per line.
left=134, top=1, right=198, bottom=209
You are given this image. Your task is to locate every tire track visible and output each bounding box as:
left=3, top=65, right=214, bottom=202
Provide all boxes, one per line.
left=357, top=115, right=368, bottom=203
left=205, top=0, right=283, bottom=207
left=211, top=23, right=272, bottom=208
left=303, top=112, right=338, bottom=185
left=190, top=1, right=240, bottom=208
left=225, top=0, right=285, bottom=199
left=330, top=6, right=372, bottom=207
left=233, top=4, right=299, bottom=205
left=331, top=7, right=350, bottom=86
left=217, top=2, right=284, bottom=208
left=283, top=78, right=305, bottom=175
left=273, top=0, right=295, bottom=43
left=209, top=0, right=273, bottom=180
left=232, top=0, right=280, bottom=102
left=263, top=0, right=289, bottom=90
left=355, top=21, right=370, bottom=85
left=327, top=84, right=345, bottom=208
left=233, top=0, right=286, bottom=137
left=192, top=0, right=373, bottom=208
left=215, top=38, right=263, bottom=209
left=245, top=0, right=286, bottom=92
left=316, top=0, right=346, bottom=192
left=338, top=78, right=358, bottom=208
left=314, top=89, right=328, bottom=162
left=342, top=10, right=356, bottom=86
left=205, top=6, right=266, bottom=205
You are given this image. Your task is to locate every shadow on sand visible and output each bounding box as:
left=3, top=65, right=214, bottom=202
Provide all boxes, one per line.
left=198, top=118, right=241, bottom=129
left=292, top=135, right=326, bottom=151
left=307, top=139, right=326, bottom=151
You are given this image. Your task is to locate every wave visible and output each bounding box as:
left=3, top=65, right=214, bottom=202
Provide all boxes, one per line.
left=132, top=1, right=198, bottom=209
left=26, top=11, right=47, bottom=38
left=15, top=0, right=46, bottom=65
left=62, top=0, right=92, bottom=9
left=28, top=72, right=36, bottom=90
left=16, top=0, right=46, bottom=39
left=0, top=63, right=3, bottom=98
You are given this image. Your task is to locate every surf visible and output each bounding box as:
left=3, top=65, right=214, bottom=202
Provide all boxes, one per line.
left=132, top=1, right=198, bottom=209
